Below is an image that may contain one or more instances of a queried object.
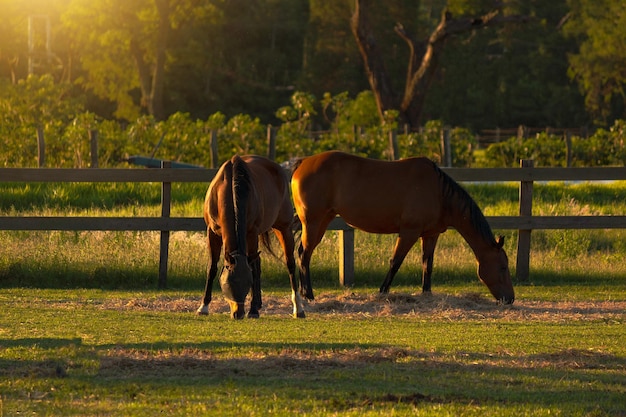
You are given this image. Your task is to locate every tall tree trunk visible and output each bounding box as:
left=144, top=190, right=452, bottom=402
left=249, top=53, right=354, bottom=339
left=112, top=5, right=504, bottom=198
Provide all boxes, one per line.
left=349, top=0, right=397, bottom=121
left=129, top=37, right=153, bottom=114
left=351, top=1, right=529, bottom=128
left=151, top=0, right=169, bottom=121
left=129, top=0, right=169, bottom=121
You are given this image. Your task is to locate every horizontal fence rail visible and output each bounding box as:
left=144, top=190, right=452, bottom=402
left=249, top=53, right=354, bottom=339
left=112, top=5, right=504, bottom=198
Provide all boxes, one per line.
left=1, top=162, right=626, bottom=286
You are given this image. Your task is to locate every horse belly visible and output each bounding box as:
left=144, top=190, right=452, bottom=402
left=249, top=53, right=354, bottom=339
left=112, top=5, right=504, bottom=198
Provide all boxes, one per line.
left=335, top=186, right=441, bottom=235
left=335, top=195, right=406, bottom=234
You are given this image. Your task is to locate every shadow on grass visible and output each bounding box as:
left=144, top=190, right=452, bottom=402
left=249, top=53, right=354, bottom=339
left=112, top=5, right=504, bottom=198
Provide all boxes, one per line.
left=1, top=336, right=625, bottom=414
left=0, top=261, right=205, bottom=291
left=1, top=260, right=626, bottom=295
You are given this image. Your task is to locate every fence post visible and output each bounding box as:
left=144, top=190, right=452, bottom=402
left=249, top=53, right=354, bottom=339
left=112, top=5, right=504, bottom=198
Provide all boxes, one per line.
left=516, top=159, right=534, bottom=282
left=89, top=130, right=98, bottom=168
left=210, top=129, right=219, bottom=169
left=565, top=130, right=572, bottom=167
left=37, top=127, right=45, bottom=167
left=267, top=125, right=276, bottom=160
left=388, top=130, right=399, bottom=161
left=441, top=127, right=451, bottom=167
left=158, top=160, right=172, bottom=288
left=339, top=228, right=354, bottom=287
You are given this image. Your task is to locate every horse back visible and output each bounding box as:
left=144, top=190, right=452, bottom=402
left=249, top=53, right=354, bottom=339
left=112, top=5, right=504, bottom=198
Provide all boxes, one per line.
left=292, top=151, right=444, bottom=234
left=205, top=155, right=292, bottom=236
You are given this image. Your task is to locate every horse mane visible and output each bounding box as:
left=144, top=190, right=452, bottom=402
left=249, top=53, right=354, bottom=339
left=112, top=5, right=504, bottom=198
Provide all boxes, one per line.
left=231, top=155, right=275, bottom=258
left=290, top=157, right=305, bottom=174
left=432, top=162, right=497, bottom=246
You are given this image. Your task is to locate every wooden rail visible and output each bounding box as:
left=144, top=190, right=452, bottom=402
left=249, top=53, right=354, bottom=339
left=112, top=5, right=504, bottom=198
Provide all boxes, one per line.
left=1, top=161, right=626, bottom=286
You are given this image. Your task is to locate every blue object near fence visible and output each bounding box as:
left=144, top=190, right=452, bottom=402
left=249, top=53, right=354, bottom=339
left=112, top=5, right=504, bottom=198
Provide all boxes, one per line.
left=125, top=155, right=204, bottom=169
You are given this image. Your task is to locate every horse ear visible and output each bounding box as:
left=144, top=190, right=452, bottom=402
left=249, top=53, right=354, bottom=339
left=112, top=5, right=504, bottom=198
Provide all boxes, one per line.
left=496, top=235, right=505, bottom=248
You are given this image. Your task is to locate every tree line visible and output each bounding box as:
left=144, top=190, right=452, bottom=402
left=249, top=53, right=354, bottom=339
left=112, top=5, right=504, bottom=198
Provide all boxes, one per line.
left=0, top=0, right=625, bottom=159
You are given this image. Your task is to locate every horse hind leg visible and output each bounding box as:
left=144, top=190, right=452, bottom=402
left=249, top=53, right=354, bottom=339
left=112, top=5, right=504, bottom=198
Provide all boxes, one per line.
left=247, top=253, right=262, bottom=318
left=197, top=229, right=222, bottom=315
left=297, top=216, right=333, bottom=301
left=298, top=234, right=317, bottom=300
left=379, top=232, right=419, bottom=293
left=296, top=241, right=313, bottom=300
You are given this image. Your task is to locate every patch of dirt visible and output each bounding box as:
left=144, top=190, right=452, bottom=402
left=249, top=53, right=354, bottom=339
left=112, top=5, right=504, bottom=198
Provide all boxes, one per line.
left=88, top=291, right=626, bottom=323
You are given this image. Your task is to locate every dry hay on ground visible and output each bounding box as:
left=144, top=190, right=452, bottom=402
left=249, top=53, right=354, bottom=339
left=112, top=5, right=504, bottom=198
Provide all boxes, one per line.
left=95, top=291, right=626, bottom=323
left=27, top=291, right=623, bottom=384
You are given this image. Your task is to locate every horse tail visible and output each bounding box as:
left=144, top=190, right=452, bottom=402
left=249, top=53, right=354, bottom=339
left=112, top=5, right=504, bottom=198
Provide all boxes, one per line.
left=231, top=155, right=251, bottom=253
left=259, top=231, right=276, bottom=258
left=292, top=212, right=302, bottom=233
left=291, top=212, right=302, bottom=255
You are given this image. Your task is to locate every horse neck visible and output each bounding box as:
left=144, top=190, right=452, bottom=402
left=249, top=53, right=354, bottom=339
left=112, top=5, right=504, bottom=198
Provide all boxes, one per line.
left=449, top=208, right=496, bottom=263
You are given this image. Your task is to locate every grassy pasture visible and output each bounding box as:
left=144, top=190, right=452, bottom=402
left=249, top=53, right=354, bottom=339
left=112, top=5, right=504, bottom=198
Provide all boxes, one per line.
left=0, top=181, right=625, bottom=416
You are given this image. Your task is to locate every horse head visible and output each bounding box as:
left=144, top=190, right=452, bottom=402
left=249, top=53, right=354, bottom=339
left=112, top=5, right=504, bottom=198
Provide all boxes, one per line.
left=477, top=236, right=515, bottom=304
left=220, top=251, right=253, bottom=319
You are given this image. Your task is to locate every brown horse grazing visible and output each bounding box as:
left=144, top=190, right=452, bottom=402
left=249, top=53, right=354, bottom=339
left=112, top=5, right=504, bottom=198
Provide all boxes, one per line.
left=291, top=151, right=514, bottom=304
left=197, top=155, right=305, bottom=319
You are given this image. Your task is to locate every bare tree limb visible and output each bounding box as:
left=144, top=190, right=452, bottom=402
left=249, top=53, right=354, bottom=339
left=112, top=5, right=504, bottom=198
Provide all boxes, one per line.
left=350, top=0, right=397, bottom=120
left=351, top=1, right=530, bottom=128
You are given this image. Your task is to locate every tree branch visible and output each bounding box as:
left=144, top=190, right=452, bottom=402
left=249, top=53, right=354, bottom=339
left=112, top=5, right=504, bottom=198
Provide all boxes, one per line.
left=351, top=1, right=529, bottom=128
left=350, top=0, right=398, bottom=118
left=401, top=9, right=530, bottom=126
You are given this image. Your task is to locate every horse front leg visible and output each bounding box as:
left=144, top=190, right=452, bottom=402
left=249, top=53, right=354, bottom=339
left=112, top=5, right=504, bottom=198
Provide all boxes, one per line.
left=379, top=232, right=419, bottom=293
left=420, top=234, right=439, bottom=293
left=197, top=229, right=222, bottom=315
left=247, top=253, right=262, bottom=318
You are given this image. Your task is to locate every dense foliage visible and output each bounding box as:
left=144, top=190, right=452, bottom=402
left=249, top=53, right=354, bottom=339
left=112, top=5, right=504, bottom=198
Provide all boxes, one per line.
left=1, top=0, right=625, bottom=168
left=1, top=77, right=625, bottom=168
left=1, top=0, right=625, bottom=127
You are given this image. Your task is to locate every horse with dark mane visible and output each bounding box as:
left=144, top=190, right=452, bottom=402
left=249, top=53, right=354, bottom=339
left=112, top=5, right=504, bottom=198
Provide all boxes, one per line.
left=291, top=151, right=514, bottom=305
left=197, top=155, right=305, bottom=319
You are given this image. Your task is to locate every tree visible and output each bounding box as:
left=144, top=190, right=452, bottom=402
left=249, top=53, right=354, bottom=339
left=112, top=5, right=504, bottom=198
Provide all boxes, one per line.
left=62, top=0, right=187, bottom=120
left=425, top=0, right=587, bottom=130
left=0, top=0, right=70, bottom=83
left=564, top=0, right=626, bottom=125
left=300, top=0, right=365, bottom=97
left=0, top=0, right=25, bottom=83
left=350, top=0, right=529, bottom=128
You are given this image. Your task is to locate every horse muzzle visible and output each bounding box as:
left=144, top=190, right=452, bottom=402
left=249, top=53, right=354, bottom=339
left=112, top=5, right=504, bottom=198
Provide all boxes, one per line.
left=497, top=288, right=515, bottom=305
left=499, top=295, right=515, bottom=305
left=219, top=255, right=253, bottom=319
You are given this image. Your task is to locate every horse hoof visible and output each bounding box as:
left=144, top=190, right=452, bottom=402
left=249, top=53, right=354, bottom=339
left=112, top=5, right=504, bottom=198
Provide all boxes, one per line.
left=293, top=311, right=306, bottom=319
left=196, top=306, right=209, bottom=315
left=247, top=312, right=260, bottom=319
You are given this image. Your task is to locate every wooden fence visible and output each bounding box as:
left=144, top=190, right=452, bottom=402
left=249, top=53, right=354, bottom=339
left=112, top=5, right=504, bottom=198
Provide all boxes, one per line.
left=1, top=160, right=626, bottom=287
left=33, top=125, right=590, bottom=170
left=477, top=126, right=591, bottom=146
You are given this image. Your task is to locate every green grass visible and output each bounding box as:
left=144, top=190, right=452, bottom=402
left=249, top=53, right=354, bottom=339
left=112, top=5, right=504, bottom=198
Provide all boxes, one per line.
left=1, top=288, right=624, bottom=416
left=0, top=181, right=626, bottom=415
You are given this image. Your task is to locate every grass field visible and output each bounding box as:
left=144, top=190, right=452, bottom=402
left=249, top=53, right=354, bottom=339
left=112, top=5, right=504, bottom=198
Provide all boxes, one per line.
left=1, top=181, right=625, bottom=416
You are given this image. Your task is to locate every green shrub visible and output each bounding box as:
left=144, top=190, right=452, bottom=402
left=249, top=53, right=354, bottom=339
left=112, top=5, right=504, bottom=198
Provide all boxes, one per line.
left=2, top=78, right=626, bottom=168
